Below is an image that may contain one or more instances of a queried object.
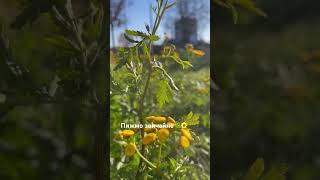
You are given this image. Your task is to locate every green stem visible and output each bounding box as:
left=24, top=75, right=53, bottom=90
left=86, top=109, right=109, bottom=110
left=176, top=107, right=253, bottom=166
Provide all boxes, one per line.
left=157, top=143, right=162, bottom=166
left=135, top=145, right=157, bottom=169
left=153, top=0, right=168, bottom=35
left=135, top=62, right=153, bottom=178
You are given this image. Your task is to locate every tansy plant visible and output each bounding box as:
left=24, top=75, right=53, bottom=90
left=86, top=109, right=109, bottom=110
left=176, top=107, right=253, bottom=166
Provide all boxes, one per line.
left=111, top=0, right=206, bottom=179
left=116, top=113, right=200, bottom=179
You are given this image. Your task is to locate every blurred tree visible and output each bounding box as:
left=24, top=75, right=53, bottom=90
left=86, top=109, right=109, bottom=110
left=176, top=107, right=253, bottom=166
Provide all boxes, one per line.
left=164, top=0, right=210, bottom=41
left=0, top=0, right=108, bottom=180
left=213, top=0, right=320, bottom=179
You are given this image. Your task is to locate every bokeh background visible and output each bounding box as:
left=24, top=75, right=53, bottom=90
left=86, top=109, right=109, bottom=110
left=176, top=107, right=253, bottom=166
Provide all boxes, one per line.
left=214, top=0, right=320, bottom=179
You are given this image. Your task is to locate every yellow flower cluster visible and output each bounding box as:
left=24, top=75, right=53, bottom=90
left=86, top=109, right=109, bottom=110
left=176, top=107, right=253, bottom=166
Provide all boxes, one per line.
left=180, top=128, right=193, bottom=149
left=141, top=116, right=177, bottom=145
left=121, top=115, right=194, bottom=157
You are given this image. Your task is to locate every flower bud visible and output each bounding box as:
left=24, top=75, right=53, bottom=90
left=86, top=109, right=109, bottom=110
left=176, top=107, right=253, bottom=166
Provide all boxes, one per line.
left=181, top=128, right=192, bottom=141
left=190, top=49, right=205, bottom=56
left=167, top=116, right=176, bottom=124
left=185, top=43, right=194, bottom=51
left=125, top=143, right=136, bottom=156
left=120, top=130, right=135, bottom=138
left=145, top=116, right=156, bottom=121
left=152, top=116, right=166, bottom=124
left=158, top=128, right=170, bottom=141
left=180, top=135, right=190, bottom=149
left=142, top=133, right=157, bottom=145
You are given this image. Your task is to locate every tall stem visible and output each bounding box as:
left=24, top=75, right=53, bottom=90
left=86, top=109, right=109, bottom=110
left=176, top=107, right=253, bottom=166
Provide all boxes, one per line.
left=136, top=62, right=153, bottom=178
left=157, top=143, right=163, bottom=166
left=135, top=0, right=168, bottom=178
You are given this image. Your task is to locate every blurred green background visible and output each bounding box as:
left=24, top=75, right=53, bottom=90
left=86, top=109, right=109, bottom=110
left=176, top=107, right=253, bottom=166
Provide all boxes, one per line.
left=214, top=0, right=320, bottom=179
left=1, top=0, right=107, bottom=179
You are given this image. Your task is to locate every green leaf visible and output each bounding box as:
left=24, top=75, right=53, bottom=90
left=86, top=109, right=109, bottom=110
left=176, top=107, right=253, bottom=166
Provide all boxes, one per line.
left=166, top=2, right=176, bottom=9
left=184, top=111, right=200, bottom=126
left=118, top=47, right=127, bottom=52
left=113, top=58, right=127, bottom=71
left=214, top=0, right=266, bottom=23
left=244, top=158, right=265, bottom=180
left=186, top=112, right=193, bottom=121
left=169, top=158, right=177, bottom=173
left=124, top=34, right=139, bottom=43
left=149, top=35, right=160, bottom=41
left=125, top=29, right=147, bottom=37
left=234, top=0, right=267, bottom=17
left=156, top=80, right=171, bottom=108
left=169, top=53, right=193, bottom=69
left=45, top=35, right=79, bottom=55
left=227, top=2, right=239, bottom=24
left=114, top=49, right=131, bottom=71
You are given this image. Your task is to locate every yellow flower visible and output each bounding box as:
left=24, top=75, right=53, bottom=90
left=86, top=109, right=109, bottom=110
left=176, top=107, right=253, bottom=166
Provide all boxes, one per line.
left=158, top=129, right=170, bottom=141
left=190, top=49, right=205, bottom=56
left=152, top=116, right=166, bottom=123
left=181, top=128, right=192, bottom=141
left=180, top=135, right=190, bottom=149
left=145, top=116, right=166, bottom=124
left=142, top=133, right=157, bottom=145
left=185, top=43, right=194, bottom=51
left=125, top=143, right=136, bottom=157
left=120, top=130, right=135, bottom=138
left=167, top=116, right=176, bottom=124
left=162, top=46, right=171, bottom=55
left=145, top=116, right=156, bottom=121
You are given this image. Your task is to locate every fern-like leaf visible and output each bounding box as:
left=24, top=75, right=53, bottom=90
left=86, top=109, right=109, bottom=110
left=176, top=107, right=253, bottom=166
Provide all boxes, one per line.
left=156, top=80, right=171, bottom=108
left=183, top=111, right=200, bottom=126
